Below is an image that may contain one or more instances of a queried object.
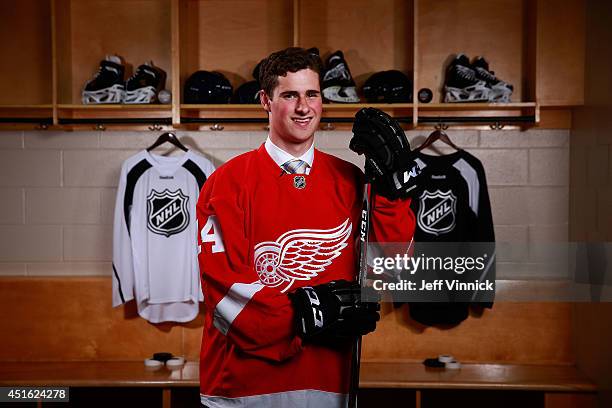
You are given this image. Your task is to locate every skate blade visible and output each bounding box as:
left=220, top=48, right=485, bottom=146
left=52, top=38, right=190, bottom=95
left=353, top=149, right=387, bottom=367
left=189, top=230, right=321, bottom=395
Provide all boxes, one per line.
left=323, top=86, right=360, bottom=103
left=124, top=86, right=158, bottom=104
left=82, top=84, right=125, bottom=104
left=444, top=84, right=489, bottom=103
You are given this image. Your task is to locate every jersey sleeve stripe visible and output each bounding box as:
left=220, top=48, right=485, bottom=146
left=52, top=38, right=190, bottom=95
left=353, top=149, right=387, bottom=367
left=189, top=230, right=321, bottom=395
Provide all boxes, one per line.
left=124, top=159, right=152, bottom=236
left=183, top=159, right=208, bottom=191
left=453, top=158, right=480, bottom=215
left=112, top=262, right=126, bottom=303
left=213, top=283, right=264, bottom=335
left=471, top=250, right=496, bottom=302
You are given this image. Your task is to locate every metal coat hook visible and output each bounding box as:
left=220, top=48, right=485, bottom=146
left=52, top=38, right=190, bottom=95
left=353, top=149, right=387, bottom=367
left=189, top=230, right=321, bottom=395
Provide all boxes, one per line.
left=322, top=123, right=335, bottom=131
left=210, top=123, right=224, bottom=131
left=94, top=123, right=106, bottom=131
left=37, top=123, right=49, bottom=130
left=490, top=121, right=505, bottom=130
left=434, top=120, right=449, bottom=131
left=148, top=124, right=163, bottom=131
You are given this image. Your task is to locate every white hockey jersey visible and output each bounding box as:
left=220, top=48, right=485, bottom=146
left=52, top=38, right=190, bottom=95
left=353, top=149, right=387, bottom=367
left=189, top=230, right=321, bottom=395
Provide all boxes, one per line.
left=112, top=150, right=215, bottom=323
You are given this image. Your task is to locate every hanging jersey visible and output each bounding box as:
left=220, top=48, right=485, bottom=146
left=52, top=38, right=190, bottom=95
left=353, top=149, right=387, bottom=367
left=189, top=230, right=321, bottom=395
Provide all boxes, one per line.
left=409, top=150, right=495, bottom=325
left=197, top=145, right=414, bottom=407
left=112, top=150, right=215, bottom=323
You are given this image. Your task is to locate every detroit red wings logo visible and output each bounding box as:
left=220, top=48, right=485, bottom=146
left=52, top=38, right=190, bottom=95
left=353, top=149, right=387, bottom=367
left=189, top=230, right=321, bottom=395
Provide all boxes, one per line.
left=253, top=219, right=352, bottom=292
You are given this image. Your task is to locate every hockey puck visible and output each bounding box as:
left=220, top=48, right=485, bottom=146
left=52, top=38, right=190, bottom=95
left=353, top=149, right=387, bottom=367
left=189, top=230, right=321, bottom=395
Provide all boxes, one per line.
left=418, top=88, right=433, bottom=103
left=166, top=357, right=185, bottom=368
left=438, top=354, right=454, bottom=363
left=158, top=89, right=172, bottom=104
left=153, top=352, right=173, bottom=363
left=423, top=358, right=445, bottom=368
left=144, top=358, right=163, bottom=369
left=445, top=361, right=462, bottom=370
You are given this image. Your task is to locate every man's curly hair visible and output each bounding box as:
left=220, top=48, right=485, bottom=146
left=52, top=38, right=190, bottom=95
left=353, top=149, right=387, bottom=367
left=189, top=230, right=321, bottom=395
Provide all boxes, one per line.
left=257, top=47, right=323, bottom=98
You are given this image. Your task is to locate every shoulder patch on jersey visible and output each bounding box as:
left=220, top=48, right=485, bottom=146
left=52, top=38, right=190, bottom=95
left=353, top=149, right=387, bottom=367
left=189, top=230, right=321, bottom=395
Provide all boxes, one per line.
left=253, top=219, right=352, bottom=292
left=146, top=188, right=190, bottom=237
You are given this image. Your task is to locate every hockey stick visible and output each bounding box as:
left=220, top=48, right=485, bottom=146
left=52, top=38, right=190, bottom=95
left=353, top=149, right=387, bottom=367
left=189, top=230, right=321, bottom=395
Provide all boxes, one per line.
left=348, top=181, right=372, bottom=408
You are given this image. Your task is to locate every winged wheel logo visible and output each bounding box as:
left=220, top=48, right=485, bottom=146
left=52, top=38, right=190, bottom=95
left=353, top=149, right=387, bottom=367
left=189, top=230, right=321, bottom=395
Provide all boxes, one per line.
left=253, top=219, right=352, bottom=292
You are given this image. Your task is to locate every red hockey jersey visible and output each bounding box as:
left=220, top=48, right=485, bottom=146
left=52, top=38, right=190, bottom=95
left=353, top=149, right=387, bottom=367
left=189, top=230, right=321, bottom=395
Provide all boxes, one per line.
left=196, top=145, right=414, bottom=407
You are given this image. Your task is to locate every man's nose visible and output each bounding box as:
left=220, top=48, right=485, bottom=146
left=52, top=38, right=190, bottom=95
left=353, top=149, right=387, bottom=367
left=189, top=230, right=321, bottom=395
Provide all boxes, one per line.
left=295, top=96, right=310, bottom=114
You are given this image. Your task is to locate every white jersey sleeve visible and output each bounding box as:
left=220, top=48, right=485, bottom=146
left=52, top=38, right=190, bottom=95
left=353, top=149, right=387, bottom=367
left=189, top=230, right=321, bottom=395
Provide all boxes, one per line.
left=112, top=159, right=135, bottom=307
left=112, top=156, right=150, bottom=307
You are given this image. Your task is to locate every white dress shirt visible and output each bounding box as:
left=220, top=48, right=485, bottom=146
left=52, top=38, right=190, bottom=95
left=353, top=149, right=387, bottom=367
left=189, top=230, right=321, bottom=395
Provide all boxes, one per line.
left=264, top=137, right=314, bottom=175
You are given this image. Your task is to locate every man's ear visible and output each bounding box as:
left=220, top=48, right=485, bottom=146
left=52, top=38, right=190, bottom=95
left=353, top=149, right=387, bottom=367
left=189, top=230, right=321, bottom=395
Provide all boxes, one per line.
left=260, top=90, right=271, bottom=113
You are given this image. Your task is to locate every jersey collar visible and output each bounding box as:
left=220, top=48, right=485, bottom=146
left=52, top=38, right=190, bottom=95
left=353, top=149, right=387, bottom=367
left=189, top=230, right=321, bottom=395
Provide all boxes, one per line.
left=143, top=149, right=193, bottom=176
left=264, top=137, right=314, bottom=173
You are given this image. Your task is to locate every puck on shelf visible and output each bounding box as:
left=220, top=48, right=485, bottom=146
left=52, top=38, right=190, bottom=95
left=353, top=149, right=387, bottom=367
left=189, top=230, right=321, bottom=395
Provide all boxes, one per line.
left=423, top=358, right=445, bottom=368
left=418, top=88, right=433, bottom=103
left=144, top=358, right=163, bottom=369
left=438, top=354, right=454, bottom=363
left=152, top=352, right=173, bottom=362
left=166, top=357, right=185, bottom=368
left=158, top=89, right=172, bottom=104
left=445, top=361, right=462, bottom=370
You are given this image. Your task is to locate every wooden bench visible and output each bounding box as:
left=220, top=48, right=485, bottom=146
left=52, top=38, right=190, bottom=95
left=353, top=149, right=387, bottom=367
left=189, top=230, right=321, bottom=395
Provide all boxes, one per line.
left=0, top=361, right=596, bottom=407
left=0, top=277, right=598, bottom=407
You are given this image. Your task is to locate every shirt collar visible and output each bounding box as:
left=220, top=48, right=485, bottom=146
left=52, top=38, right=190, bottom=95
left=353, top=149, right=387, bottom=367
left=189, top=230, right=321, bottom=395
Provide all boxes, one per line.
left=264, top=137, right=315, bottom=169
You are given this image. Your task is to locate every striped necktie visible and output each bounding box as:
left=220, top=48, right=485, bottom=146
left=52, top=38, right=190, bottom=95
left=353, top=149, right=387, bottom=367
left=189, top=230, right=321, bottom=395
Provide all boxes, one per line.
left=282, top=159, right=309, bottom=175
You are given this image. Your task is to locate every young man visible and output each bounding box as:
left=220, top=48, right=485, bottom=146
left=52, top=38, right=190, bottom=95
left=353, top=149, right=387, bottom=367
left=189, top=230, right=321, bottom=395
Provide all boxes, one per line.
left=196, top=47, right=416, bottom=408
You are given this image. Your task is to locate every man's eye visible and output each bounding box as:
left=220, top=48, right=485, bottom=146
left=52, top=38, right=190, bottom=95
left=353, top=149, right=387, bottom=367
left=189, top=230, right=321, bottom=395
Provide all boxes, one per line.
left=283, top=94, right=297, bottom=99
left=307, top=92, right=320, bottom=98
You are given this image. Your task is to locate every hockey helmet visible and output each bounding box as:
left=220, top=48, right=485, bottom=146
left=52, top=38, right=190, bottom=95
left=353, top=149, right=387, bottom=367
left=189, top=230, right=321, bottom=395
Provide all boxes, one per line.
left=363, top=70, right=412, bottom=103
left=232, top=80, right=261, bottom=104
left=184, top=71, right=233, bottom=104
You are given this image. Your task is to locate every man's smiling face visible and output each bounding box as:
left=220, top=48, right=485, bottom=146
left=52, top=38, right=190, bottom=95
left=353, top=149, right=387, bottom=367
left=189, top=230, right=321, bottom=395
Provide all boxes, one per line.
left=261, top=68, right=322, bottom=155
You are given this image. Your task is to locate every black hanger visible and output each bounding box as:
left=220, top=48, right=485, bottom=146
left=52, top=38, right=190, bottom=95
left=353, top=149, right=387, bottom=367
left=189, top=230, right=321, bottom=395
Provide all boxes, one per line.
left=146, top=132, right=188, bottom=152
left=417, top=122, right=460, bottom=152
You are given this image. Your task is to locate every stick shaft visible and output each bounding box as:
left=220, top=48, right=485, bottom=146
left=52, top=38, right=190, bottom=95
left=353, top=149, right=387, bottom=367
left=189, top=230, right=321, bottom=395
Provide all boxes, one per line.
left=348, top=182, right=371, bottom=408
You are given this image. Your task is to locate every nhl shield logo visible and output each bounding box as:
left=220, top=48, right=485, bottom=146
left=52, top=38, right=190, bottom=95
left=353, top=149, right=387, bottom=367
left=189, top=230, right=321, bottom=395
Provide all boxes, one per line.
left=147, top=189, right=190, bottom=237
left=293, top=175, right=306, bottom=189
left=417, top=189, right=457, bottom=236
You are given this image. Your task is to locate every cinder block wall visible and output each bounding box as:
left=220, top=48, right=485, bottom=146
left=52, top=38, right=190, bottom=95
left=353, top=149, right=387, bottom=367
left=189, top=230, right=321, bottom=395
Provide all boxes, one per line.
left=0, top=129, right=568, bottom=277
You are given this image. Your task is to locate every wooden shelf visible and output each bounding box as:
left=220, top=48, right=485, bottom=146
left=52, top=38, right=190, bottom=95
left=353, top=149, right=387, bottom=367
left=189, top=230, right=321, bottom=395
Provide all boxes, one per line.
left=322, top=103, right=413, bottom=120
left=57, top=104, right=172, bottom=121
left=419, top=102, right=537, bottom=111
left=0, top=361, right=199, bottom=387
left=0, top=105, right=54, bottom=127
left=0, top=361, right=595, bottom=393
left=0, top=0, right=586, bottom=130
left=0, top=102, right=554, bottom=130
left=0, top=105, right=53, bottom=115
left=361, top=362, right=596, bottom=392
left=180, top=103, right=413, bottom=121
left=416, top=102, right=539, bottom=128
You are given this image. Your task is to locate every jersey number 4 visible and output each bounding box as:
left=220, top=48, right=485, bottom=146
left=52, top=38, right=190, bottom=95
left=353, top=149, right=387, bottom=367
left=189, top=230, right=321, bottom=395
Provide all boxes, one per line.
left=200, top=215, right=225, bottom=254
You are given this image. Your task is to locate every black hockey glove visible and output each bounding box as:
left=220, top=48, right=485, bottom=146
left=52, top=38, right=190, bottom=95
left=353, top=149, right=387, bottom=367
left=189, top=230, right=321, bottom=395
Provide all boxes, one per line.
left=350, top=107, right=423, bottom=199
left=289, top=280, right=380, bottom=343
